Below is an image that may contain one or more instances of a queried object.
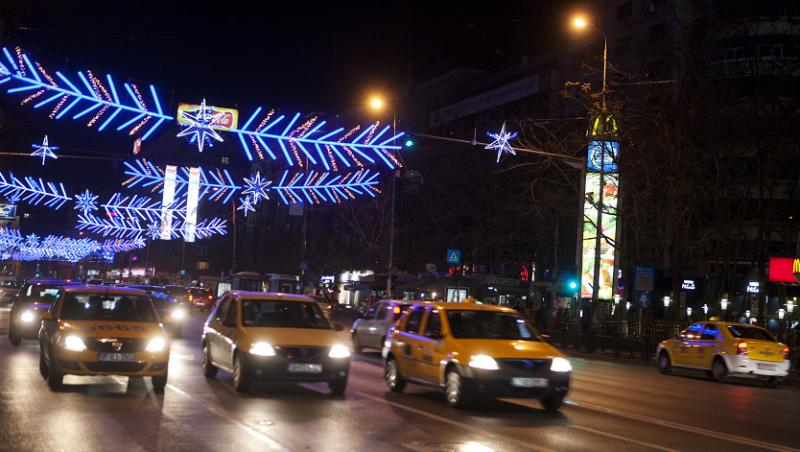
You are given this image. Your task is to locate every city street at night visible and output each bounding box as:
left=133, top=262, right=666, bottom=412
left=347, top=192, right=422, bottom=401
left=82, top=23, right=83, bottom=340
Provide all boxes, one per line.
left=2, top=306, right=798, bottom=452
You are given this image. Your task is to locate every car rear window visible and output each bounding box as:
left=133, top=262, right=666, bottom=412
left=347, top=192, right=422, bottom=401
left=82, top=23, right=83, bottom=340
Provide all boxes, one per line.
left=726, top=325, right=775, bottom=341
left=60, top=293, right=157, bottom=322
left=446, top=310, right=539, bottom=340
left=240, top=300, right=330, bottom=329
left=23, top=284, right=62, bottom=299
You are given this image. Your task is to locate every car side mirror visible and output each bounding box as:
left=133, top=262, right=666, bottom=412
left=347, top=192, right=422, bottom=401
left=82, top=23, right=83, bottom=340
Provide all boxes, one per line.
left=40, top=312, right=52, bottom=321
left=334, top=324, right=344, bottom=332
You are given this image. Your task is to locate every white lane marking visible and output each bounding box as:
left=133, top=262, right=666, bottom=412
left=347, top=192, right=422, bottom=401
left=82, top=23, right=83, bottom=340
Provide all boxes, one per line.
left=171, top=352, right=196, bottom=361
left=166, top=384, right=289, bottom=452
left=567, top=400, right=800, bottom=452
left=352, top=389, right=556, bottom=452
left=569, top=425, right=680, bottom=452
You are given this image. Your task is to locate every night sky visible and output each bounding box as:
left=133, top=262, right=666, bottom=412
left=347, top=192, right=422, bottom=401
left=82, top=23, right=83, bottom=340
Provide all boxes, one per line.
left=0, top=0, right=584, bottom=235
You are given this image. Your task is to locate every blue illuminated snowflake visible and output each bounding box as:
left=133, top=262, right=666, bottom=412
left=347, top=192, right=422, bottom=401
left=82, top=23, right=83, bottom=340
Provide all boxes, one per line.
left=485, top=122, right=518, bottom=163
left=176, top=99, right=224, bottom=153
left=147, top=222, right=161, bottom=240
left=73, top=189, right=99, bottom=216
left=242, top=171, right=272, bottom=204
left=25, top=233, right=39, bottom=246
left=30, top=135, right=59, bottom=166
left=237, top=196, right=255, bottom=217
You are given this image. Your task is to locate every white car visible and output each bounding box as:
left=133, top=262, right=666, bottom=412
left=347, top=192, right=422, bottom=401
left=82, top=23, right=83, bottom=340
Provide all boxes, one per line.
left=351, top=300, right=427, bottom=352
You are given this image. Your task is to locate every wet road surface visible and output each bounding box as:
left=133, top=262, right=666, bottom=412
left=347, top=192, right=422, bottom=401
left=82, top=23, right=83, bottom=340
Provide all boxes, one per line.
left=1, top=305, right=798, bottom=452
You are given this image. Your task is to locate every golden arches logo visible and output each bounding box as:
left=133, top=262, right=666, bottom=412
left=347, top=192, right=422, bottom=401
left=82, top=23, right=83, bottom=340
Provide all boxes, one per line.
left=793, top=258, right=800, bottom=274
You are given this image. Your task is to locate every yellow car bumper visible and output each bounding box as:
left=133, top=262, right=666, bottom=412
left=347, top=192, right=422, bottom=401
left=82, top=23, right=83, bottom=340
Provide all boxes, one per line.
left=53, top=349, right=169, bottom=377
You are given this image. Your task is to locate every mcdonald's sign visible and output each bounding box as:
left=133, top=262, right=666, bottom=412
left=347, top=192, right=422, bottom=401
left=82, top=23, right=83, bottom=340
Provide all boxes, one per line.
left=768, top=257, right=800, bottom=283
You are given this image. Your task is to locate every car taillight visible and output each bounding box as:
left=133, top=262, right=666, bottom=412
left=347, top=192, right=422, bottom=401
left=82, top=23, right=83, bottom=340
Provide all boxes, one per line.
left=208, top=295, right=213, bottom=300
left=785, top=346, right=791, bottom=359
left=188, top=295, right=193, bottom=301
left=736, top=341, right=748, bottom=355
left=393, top=306, right=401, bottom=315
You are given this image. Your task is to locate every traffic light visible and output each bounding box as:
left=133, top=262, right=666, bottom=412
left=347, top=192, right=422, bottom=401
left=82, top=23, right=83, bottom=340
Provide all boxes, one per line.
left=403, top=137, right=415, bottom=148
left=568, top=280, right=578, bottom=291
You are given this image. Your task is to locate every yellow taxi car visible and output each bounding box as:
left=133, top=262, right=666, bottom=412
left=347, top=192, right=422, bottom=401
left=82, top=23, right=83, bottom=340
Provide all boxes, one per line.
left=38, top=286, right=170, bottom=392
left=657, top=320, right=791, bottom=386
left=383, top=301, right=571, bottom=411
left=201, top=291, right=351, bottom=394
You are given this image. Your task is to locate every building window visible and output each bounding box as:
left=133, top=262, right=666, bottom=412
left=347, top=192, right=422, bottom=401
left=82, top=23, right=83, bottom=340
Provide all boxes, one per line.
left=648, top=22, right=666, bottom=42
left=196, top=261, right=210, bottom=270
left=617, top=1, right=633, bottom=20
left=220, top=156, right=230, bottom=165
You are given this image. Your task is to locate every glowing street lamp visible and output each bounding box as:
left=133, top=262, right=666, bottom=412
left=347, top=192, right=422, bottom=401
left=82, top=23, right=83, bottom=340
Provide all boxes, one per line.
left=788, top=298, right=796, bottom=314
left=745, top=309, right=751, bottom=319
left=686, top=307, right=692, bottom=318
left=720, top=297, right=728, bottom=311
left=569, top=14, right=608, bottom=107
left=779, top=308, right=786, bottom=320
left=571, top=16, right=588, bottom=29
left=663, top=296, right=671, bottom=308
left=368, top=95, right=385, bottom=112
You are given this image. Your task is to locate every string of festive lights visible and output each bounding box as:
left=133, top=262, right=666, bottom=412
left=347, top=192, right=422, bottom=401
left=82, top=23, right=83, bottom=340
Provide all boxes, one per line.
left=0, top=170, right=70, bottom=208
left=76, top=214, right=226, bottom=240
left=102, top=192, right=186, bottom=223
left=0, top=227, right=144, bottom=262
left=271, top=169, right=380, bottom=205
left=122, top=159, right=240, bottom=204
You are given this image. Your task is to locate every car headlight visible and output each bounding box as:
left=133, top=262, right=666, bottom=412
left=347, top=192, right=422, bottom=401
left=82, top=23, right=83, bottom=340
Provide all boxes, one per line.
left=20, top=310, right=36, bottom=323
left=550, top=357, right=572, bottom=372
left=250, top=342, right=276, bottom=356
left=328, top=343, right=351, bottom=359
left=468, top=354, right=499, bottom=370
left=63, top=335, right=87, bottom=352
left=171, top=308, right=187, bottom=320
left=145, top=336, right=168, bottom=353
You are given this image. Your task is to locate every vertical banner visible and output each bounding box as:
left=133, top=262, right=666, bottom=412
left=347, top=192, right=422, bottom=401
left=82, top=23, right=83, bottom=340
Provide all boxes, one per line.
left=184, top=167, right=201, bottom=243
left=160, top=165, right=177, bottom=240
left=580, top=140, right=620, bottom=300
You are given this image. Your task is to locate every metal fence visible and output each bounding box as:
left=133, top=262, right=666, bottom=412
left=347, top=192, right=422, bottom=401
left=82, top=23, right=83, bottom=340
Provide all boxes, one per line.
left=545, top=315, right=800, bottom=378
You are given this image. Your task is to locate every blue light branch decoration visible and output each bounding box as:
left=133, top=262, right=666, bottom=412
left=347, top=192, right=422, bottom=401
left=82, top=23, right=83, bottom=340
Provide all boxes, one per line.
left=77, top=214, right=226, bottom=240
left=102, top=192, right=185, bottom=223
left=122, top=159, right=239, bottom=204
left=485, top=122, right=518, bottom=163
left=30, top=135, right=58, bottom=165
left=272, top=169, right=380, bottom=205
left=0, top=171, right=70, bottom=208
left=232, top=109, right=404, bottom=168
left=0, top=46, right=172, bottom=140
left=0, top=227, right=144, bottom=262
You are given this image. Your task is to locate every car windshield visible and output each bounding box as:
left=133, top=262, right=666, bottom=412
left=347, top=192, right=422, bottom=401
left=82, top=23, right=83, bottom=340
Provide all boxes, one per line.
left=726, top=325, right=775, bottom=341
left=446, top=310, right=539, bottom=340
left=23, top=284, right=63, bottom=300
left=60, top=293, right=157, bottom=322
left=147, top=290, right=176, bottom=309
left=241, top=299, right=331, bottom=329
left=190, top=288, right=211, bottom=296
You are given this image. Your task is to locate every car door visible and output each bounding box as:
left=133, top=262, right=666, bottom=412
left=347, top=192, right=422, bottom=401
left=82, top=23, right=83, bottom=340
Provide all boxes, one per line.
left=416, top=307, right=446, bottom=384
left=671, top=323, right=703, bottom=367
left=217, top=297, right=239, bottom=369
left=207, top=296, right=232, bottom=367
left=394, top=306, right=426, bottom=380
left=695, top=323, right=720, bottom=369
left=369, top=302, right=391, bottom=348
left=355, top=304, right=377, bottom=343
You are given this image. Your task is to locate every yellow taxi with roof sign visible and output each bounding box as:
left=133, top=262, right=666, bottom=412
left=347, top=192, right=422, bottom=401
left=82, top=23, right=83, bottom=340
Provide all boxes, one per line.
left=38, top=285, right=170, bottom=392
left=383, top=301, right=571, bottom=411
left=657, top=320, right=790, bottom=386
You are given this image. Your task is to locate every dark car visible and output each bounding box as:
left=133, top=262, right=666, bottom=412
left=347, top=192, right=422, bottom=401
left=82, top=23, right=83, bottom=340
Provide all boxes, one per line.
left=188, top=287, right=215, bottom=310
left=0, top=277, right=21, bottom=304
left=123, top=285, right=188, bottom=337
left=9, top=279, right=78, bottom=346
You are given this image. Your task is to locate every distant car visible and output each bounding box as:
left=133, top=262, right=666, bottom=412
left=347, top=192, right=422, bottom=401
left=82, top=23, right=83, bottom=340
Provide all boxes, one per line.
left=9, top=279, right=79, bottom=346
left=123, top=285, right=188, bottom=337
left=657, top=321, right=791, bottom=387
left=201, top=291, right=350, bottom=394
left=188, top=287, right=215, bottom=310
left=351, top=300, right=427, bottom=352
left=384, top=301, right=572, bottom=411
left=0, top=276, right=21, bottom=304
left=166, top=285, right=189, bottom=304
left=38, top=285, right=170, bottom=392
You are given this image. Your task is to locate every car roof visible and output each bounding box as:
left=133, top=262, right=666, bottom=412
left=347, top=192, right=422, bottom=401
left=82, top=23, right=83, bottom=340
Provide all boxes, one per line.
left=379, top=299, right=429, bottom=305
left=24, top=279, right=80, bottom=285
left=231, top=291, right=314, bottom=302
left=431, top=302, right=519, bottom=313
left=62, top=285, right=148, bottom=296
left=122, top=284, right=166, bottom=290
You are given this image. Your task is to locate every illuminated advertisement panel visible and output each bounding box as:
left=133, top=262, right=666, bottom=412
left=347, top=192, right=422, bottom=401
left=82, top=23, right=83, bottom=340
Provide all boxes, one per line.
left=160, top=165, right=177, bottom=240
left=177, top=103, right=239, bottom=130
left=580, top=140, right=619, bottom=300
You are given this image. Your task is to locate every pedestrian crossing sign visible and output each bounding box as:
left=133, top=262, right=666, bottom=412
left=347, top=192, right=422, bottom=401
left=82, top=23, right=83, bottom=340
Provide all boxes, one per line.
left=446, top=249, right=461, bottom=265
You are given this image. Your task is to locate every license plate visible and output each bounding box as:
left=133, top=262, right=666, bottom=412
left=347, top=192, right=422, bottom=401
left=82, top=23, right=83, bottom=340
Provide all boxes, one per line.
left=757, top=363, right=776, bottom=371
left=98, top=353, right=135, bottom=362
left=511, top=377, right=548, bottom=388
left=287, top=363, right=322, bottom=373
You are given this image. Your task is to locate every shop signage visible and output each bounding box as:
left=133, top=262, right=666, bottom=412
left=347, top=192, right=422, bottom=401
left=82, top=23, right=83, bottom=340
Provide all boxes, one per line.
left=768, top=257, right=800, bottom=283
left=681, top=279, right=696, bottom=291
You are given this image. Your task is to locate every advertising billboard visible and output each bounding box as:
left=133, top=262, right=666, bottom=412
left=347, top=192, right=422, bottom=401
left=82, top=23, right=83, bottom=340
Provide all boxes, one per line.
left=177, top=103, right=239, bottom=130
left=0, top=204, right=17, bottom=219
left=580, top=140, right=619, bottom=300
left=768, top=257, right=800, bottom=283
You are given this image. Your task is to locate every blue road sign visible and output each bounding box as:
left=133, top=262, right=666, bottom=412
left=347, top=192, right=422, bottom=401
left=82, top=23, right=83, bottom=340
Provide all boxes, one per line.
left=446, top=249, right=461, bottom=265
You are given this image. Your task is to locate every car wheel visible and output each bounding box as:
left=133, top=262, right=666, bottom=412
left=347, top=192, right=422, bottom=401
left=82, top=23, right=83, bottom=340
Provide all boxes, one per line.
left=202, top=343, right=218, bottom=378
left=9, top=327, right=21, bottom=346
left=540, top=396, right=564, bottom=412
left=38, top=348, right=48, bottom=379
left=712, top=357, right=728, bottom=383
left=762, top=376, right=780, bottom=388
left=46, top=347, right=63, bottom=390
left=384, top=358, right=406, bottom=392
left=232, top=353, right=250, bottom=393
left=151, top=370, right=168, bottom=393
left=658, top=351, right=672, bottom=375
left=445, top=368, right=471, bottom=408
left=328, top=378, right=347, bottom=396
left=352, top=333, right=364, bottom=353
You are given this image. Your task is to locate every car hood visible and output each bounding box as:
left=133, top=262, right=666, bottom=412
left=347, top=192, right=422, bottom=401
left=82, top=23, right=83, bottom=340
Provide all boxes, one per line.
left=241, top=327, right=342, bottom=347
left=59, top=320, right=165, bottom=338
left=455, top=339, right=565, bottom=360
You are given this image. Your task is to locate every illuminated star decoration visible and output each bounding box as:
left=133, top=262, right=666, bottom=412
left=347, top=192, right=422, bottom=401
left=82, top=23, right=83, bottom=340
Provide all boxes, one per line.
left=147, top=222, right=161, bottom=240
left=485, top=122, right=518, bottom=163
left=237, top=196, right=255, bottom=217
left=73, top=189, right=99, bottom=216
left=242, top=171, right=272, bottom=204
left=30, top=135, right=59, bottom=166
left=176, top=98, right=225, bottom=153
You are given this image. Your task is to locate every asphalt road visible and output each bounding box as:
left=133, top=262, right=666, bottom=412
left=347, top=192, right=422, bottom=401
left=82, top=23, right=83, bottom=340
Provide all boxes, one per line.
left=1, top=305, right=799, bottom=452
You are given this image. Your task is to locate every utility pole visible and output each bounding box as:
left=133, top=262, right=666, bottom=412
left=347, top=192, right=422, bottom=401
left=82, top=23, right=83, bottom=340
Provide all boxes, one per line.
left=386, top=114, right=397, bottom=298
